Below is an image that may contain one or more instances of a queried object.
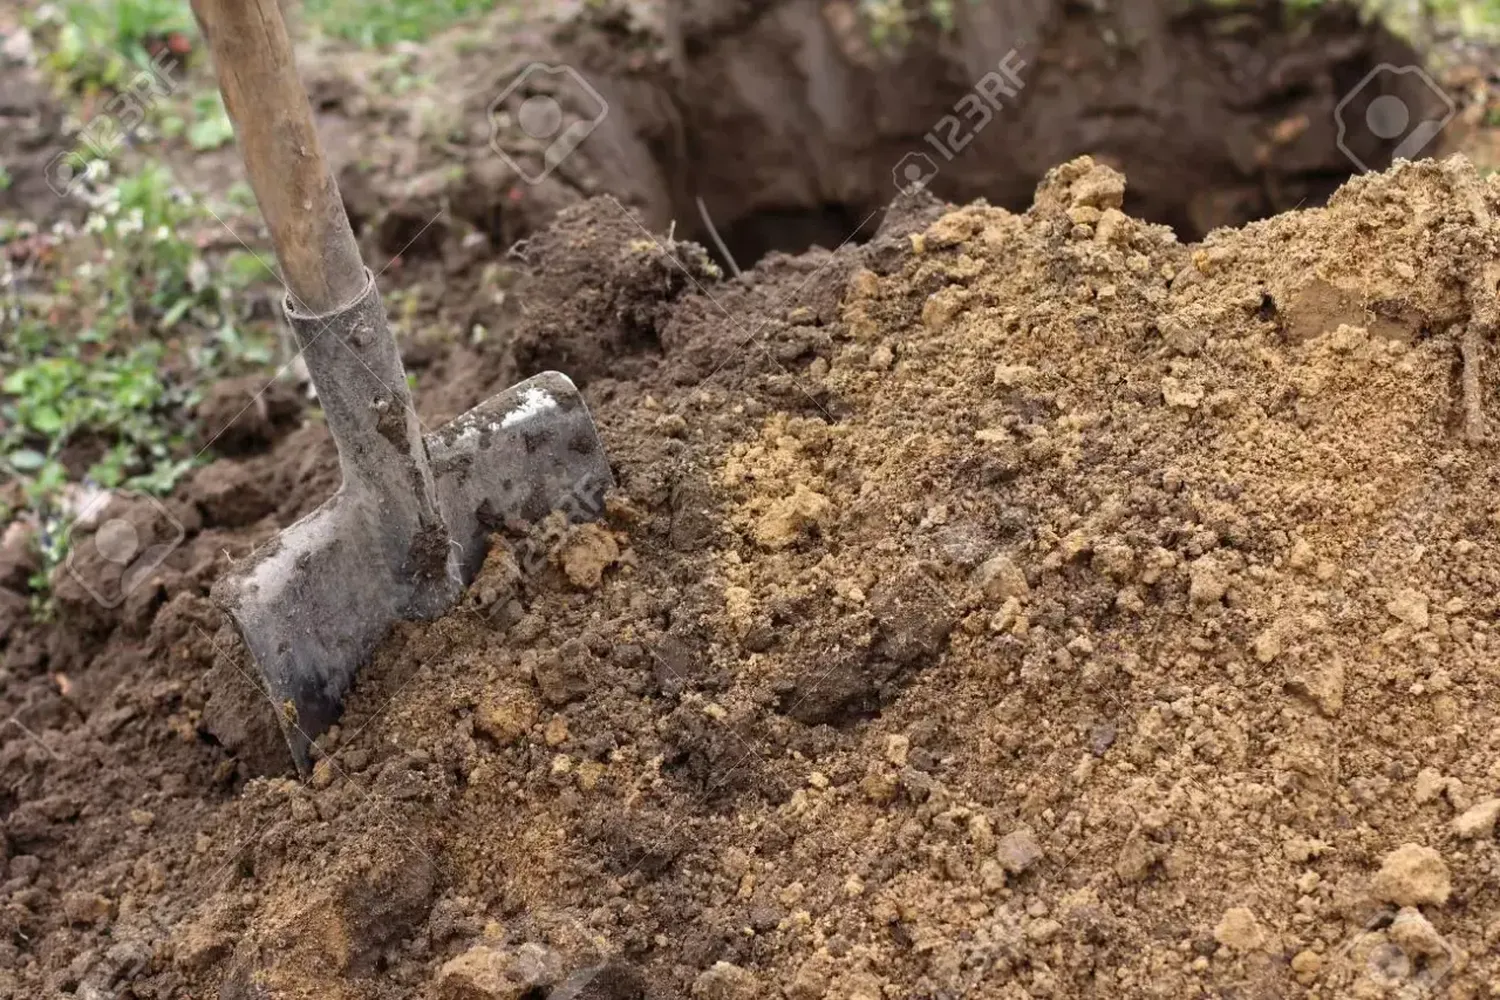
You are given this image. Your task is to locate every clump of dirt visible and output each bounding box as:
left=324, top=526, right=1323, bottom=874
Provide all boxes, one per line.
left=9, top=153, right=1499, bottom=1000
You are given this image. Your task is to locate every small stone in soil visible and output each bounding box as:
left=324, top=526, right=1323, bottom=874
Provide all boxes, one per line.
left=997, top=827, right=1043, bottom=874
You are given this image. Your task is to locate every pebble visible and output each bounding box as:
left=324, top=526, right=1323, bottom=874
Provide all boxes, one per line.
left=1187, top=555, right=1230, bottom=605
left=474, top=695, right=536, bottom=746
left=753, top=485, right=832, bottom=550
left=558, top=522, right=620, bottom=590
left=1285, top=660, right=1345, bottom=717
left=1252, top=628, right=1282, bottom=664
left=1026, top=918, right=1061, bottom=943
left=1370, top=843, right=1450, bottom=907
left=311, top=758, right=336, bottom=790
left=994, top=364, right=1038, bottom=387
left=1088, top=722, right=1117, bottom=756
left=1389, top=906, right=1450, bottom=960
left=1161, top=376, right=1204, bottom=409
left=1114, top=829, right=1157, bottom=883
left=434, top=943, right=559, bottom=1000
left=654, top=413, right=688, bottom=437
left=1287, top=538, right=1316, bottom=571
left=973, top=553, right=1029, bottom=602
left=997, top=827, right=1043, bottom=874
left=1290, top=949, right=1321, bottom=984
left=1278, top=839, right=1326, bottom=869
left=1413, top=767, right=1447, bottom=804
left=884, top=734, right=910, bottom=767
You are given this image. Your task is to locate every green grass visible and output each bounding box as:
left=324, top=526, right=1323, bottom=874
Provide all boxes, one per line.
left=0, top=163, right=279, bottom=593
left=37, top=0, right=194, bottom=92
left=300, top=0, right=502, bottom=46
left=159, top=91, right=236, bottom=151
left=34, top=0, right=506, bottom=66
left=857, top=0, right=962, bottom=47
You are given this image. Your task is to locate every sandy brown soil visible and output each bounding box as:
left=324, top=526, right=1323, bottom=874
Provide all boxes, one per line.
left=7, top=149, right=1500, bottom=998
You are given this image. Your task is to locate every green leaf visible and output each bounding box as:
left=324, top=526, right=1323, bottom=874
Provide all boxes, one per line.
left=7, top=449, right=46, bottom=471
left=160, top=294, right=194, bottom=328
left=30, top=405, right=65, bottom=434
left=187, top=111, right=235, bottom=151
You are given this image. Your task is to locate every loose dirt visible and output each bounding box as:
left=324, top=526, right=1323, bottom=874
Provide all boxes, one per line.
left=7, top=0, right=1500, bottom=996
left=6, top=150, right=1500, bottom=999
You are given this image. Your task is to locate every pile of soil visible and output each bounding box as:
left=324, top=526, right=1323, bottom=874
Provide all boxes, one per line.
left=5, top=151, right=1500, bottom=999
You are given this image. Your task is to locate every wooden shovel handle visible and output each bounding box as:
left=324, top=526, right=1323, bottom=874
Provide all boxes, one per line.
left=190, top=0, right=365, bottom=314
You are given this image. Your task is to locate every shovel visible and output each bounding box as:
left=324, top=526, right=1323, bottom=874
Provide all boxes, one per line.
left=191, top=0, right=613, bottom=772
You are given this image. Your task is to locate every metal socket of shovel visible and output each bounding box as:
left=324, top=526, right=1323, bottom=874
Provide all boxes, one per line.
left=192, top=0, right=612, bottom=772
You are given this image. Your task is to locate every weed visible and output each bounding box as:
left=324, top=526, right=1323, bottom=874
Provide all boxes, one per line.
left=856, top=0, right=970, bottom=49
left=161, top=91, right=236, bottom=151
left=300, top=0, right=501, bottom=46
left=36, top=0, right=194, bottom=92
left=0, top=162, right=279, bottom=593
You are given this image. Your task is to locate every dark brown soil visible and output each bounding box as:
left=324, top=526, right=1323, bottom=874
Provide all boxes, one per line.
left=327, top=0, right=1433, bottom=274
left=0, top=29, right=77, bottom=229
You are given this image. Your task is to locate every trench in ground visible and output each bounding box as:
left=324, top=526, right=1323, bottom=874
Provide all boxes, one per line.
left=634, top=0, right=1434, bottom=267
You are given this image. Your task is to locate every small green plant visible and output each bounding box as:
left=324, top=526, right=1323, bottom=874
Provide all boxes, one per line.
left=161, top=90, right=236, bottom=150
left=300, top=0, right=501, bottom=46
left=0, top=162, right=279, bottom=586
left=0, top=166, right=11, bottom=192
left=187, top=92, right=235, bottom=150
left=857, top=0, right=967, bottom=49
left=37, top=0, right=194, bottom=91
left=1, top=342, right=191, bottom=496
